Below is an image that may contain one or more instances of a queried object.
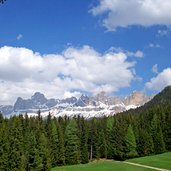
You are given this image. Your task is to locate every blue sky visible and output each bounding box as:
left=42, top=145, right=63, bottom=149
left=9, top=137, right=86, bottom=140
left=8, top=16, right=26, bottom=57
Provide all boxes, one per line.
left=0, top=0, right=171, bottom=104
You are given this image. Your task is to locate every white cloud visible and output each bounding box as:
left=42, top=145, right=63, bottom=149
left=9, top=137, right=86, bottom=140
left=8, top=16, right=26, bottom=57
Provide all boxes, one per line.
left=149, top=43, right=161, bottom=48
left=152, top=64, right=158, bottom=74
left=0, top=45, right=136, bottom=104
left=157, top=30, right=169, bottom=36
left=109, top=47, right=144, bottom=58
left=146, top=68, right=171, bottom=91
left=128, top=50, right=144, bottom=58
left=90, top=0, right=171, bottom=30
left=16, top=34, right=23, bottom=40
left=157, top=28, right=171, bottom=36
left=63, top=91, right=81, bottom=99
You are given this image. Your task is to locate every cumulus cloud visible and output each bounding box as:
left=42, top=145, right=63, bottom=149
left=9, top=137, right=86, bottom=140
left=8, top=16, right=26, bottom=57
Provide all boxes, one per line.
left=157, top=28, right=171, bottom=37
left=152, top=64, right=159, bottom=74
left=0, top=46, right=136, bottom=104
left=146, top=68, right=171, bottom=91
left=109, top=47, right=144, bottom=58
left=149, top=43, right=161, bottom=48
left=16, top=34, right=23, bottom=40
left=63, top=91, right=82, bottom=99
left=90, top=0, right=171, bottom=30
left=127, top=50, right=144, bottom=58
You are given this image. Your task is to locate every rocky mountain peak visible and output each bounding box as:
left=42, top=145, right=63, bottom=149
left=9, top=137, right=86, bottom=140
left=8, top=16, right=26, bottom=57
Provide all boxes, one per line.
left=1, top=90, right=153, bottom=117
left=95, top=91, right=107, bottom=101
left=31, top=92, right=47, bottom=104
left=60, top=96, right=77, bottom=104
left=75, top=94, right=90, bottom=107
left=124, top=91, right=150, bottom=106
left=16, top=97, right=23, bottom=101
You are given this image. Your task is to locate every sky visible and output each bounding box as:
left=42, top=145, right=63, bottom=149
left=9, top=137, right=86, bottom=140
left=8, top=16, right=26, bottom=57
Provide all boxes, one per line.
left=0, top=0, right=171, bottom=105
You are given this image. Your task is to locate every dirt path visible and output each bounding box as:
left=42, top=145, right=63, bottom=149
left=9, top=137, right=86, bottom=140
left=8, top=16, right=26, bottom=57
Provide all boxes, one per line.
left=124, top=161, right=170, bottom=171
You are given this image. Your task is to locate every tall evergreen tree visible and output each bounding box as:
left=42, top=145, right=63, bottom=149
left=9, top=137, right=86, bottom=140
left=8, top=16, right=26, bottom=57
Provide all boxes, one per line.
left=78, top=117, right=89, bottom=164
left=65, top=120, right=80, bottom=165
left=151, top=114, right=165, bottom=154
left=137, top=128, right=154, bottom=156
left=25, top=131, right=40, bottom=170
left=37, top=133, right=51, bottom=171
left=57, top=121, right=65, bottom=165
left=125, top=124, right=138, bottom=158
left=89, top=118, right=100, bottom=160
left=164, top=106, right=171, bottom=150
left=108, top=117, right=126, bottom=160
left=48, top=120, right=65, bottom=166
left=8, top=117, right=25, bottom=171
left=99, top=128, right=107, bottom=158
left=106, top=118, right=114, bottom=159
left=0, top=118, right=10, bottom=171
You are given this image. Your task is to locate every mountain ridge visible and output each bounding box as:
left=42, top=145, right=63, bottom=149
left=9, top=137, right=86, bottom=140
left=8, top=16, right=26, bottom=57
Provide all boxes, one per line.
left=0, top=91, right=152, bottom=118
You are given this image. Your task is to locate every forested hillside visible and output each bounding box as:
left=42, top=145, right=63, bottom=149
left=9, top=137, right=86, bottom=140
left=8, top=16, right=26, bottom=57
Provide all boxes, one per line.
left=0, top=86, right=171, bottom=171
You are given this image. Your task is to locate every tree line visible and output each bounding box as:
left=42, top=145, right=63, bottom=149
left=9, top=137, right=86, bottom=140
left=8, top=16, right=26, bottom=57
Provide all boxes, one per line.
left=0, top=86, right=171, bottom=170
left=0, top=104, right=171, bottom=171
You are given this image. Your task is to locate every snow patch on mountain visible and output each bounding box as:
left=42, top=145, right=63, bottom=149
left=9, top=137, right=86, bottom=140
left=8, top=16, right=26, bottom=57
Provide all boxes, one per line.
left=0, top=91, right=152, bottom=118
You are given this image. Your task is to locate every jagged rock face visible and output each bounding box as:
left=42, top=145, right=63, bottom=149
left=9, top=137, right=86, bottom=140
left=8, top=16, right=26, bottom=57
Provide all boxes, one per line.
left=14, top=97, right=33, bottom=111
left=124, top=91, right=151, bottom=106
left=14, top=92, right=57, bottom=111
left=1, top=91, right=152, bottom=118
left=46, top=99, right=59, bottom=108
left=94, top=91, right=108, bottom=103
left=75, top=95, right=90, bottom=107
left=13, top=92, right=78, bottom=112
left=60, top=97, right=77, bottom=105
left=92, top=91, right=122, bottom=106
left=31, top=92, right=48, bottom=104
left=0, top=105, right=13, bottom=115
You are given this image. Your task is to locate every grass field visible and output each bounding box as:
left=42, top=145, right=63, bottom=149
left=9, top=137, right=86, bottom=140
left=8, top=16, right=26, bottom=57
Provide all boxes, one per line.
left=52, top=152, right=171, bottom=171
left=51, top=160, right=152, bottom=171
left=128, top=152, right=171, bottom=170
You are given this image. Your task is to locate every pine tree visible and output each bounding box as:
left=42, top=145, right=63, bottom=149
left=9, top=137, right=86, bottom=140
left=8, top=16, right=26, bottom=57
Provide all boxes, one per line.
left=37, top=133, right=51, bottom=171
left=108, top=117, right=126, bottom=160
left=79, top=117, right=89, bottom=164
left=89, top=118, right=100, bottom=160
left=0, top=118, right=10, bottom=170
left=8, top=117, right=25, bottom=171
left=48, top=120, right=65, bottom=166
left=99, top=128, right=107, bottom=158
left=57, top=122, right=65, bottom=165
left=137, top=128, right=154, bottom=156
left=151, top=114, right=165, bottom=154
left=125, top=124, right=138, bottom=158
left=25, top=131, right=40, bottom=170
left=65, top=119, right=80, bottom=165
left=164, top=106, right=171, bottom=150
left=106, top=118, right=114, bottom=159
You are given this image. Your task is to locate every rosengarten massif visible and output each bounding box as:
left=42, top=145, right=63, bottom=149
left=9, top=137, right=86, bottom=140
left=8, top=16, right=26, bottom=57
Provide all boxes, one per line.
left=1, top=0, right=171, bottom=170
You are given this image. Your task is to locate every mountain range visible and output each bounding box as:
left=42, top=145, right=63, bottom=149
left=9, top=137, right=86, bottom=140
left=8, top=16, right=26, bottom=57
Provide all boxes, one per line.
left=0, top=91, right=152, bottom=118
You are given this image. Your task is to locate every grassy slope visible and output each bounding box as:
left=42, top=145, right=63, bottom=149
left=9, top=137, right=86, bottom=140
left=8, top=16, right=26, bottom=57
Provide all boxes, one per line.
left=51, top=160, right=151, bottom=171
left=128, top=152, right=171, bottom=170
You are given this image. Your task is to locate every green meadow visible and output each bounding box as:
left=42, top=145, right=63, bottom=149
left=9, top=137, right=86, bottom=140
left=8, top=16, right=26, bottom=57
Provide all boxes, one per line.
left=51, top=160, right=151, bottom=171
left=52, top=152, right=171, bottom=171
left=128, top=152, right=171, bottom=170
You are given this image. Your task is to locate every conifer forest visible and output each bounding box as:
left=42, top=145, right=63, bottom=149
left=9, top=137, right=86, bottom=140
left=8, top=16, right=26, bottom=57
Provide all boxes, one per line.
left=0, top=87, right=171, bottom=171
